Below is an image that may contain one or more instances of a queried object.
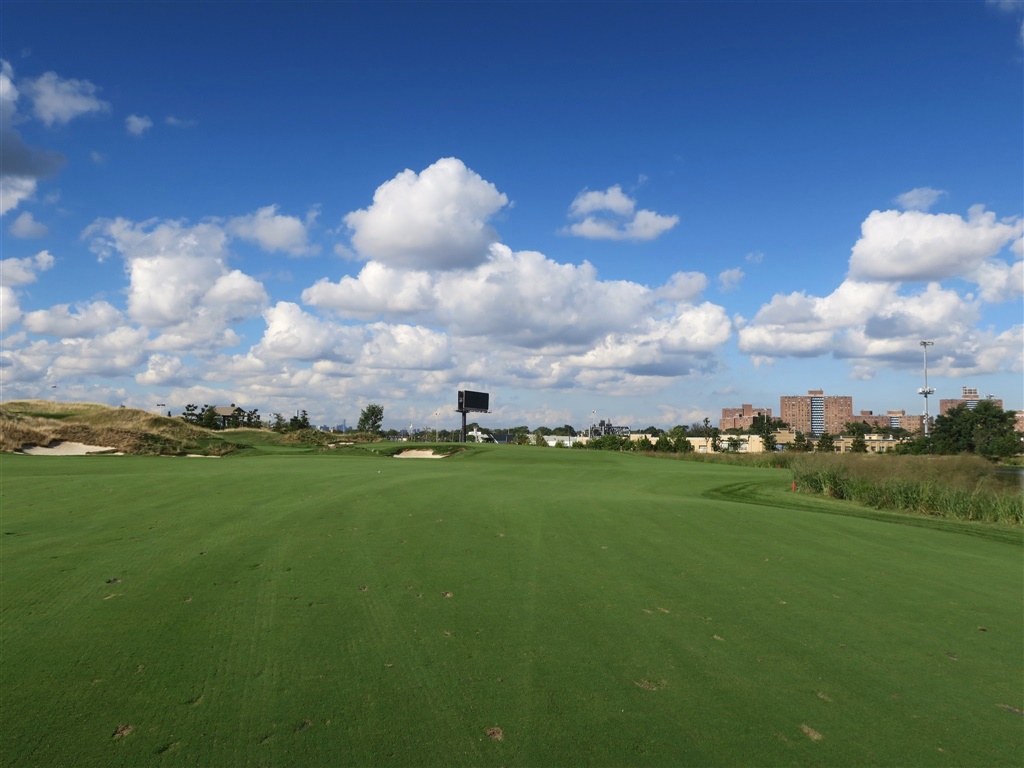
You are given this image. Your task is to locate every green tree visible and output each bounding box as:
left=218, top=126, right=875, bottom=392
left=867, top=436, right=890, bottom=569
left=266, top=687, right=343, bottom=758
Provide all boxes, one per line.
left=727, top=435, right=742, bottom=452
left=674, top=435, right=694, bottom=453
left=357, top=404, right=384, bottom=434
left=270, top=413, right=286, bottom=432
left=200, top=404, right=218, bottom=430
left=844, top=421, right=871, bottom=437
left=850, top=432, right=868, bottom=453
left=931, top=401, right=1020, bottom=459
left=634, top=436, right=654, bottom=452
left=289, top=410, right=311, bottom=431
left=181, top=403, right=199, bottom=424
left=815, top=432, right=836, bottom=453
left=754, top=414, right=778, bottom=452
left=702, top=418, right=722, bottom=453
left=790, top=431, right=810, bottom=452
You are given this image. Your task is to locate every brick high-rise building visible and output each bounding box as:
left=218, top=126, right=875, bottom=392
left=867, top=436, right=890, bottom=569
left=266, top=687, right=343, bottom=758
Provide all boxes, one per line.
left=939, top=386, right=1003, bottom=415
left=719, top=403, right=772, bottom=431
left=779, top=390, right=854, bottom=436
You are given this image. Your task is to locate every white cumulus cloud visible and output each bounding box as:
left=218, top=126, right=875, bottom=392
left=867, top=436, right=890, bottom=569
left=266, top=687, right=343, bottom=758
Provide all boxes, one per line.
left=894, top=187, right=947, bottom=212
left=718, top=267, right=744, bottom=292
left=82, top=217, right=268, bottom=350
left=23, top=70, right=110, bottom=126
left=343, top=157, right=508, bottom=270
left=228, top=204, right=317, bottom=256
left=22, top=301, right=123, bottom=338
left=135, top=354, right=187, bottom=386
left=848, top=205, right=1020, bottom=282
left=8, top=211, right=47, bottom=238
left=564, top=184, right=678, bottom=241
left=125, top=114, right=153, bottom=136
left=0, top=61, right=66, bottom=216
left=0, top=249, right=54, bottom=286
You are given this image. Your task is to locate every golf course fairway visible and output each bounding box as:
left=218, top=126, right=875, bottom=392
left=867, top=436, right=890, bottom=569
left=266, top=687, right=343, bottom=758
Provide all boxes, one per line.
left=1, top=446, right=1021, bottom=766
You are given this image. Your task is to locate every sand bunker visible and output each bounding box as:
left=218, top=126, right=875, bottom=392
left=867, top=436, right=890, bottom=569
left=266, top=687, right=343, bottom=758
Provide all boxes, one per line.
left=394, top=450, right=444, bottom=459
left=19, top=441, right=122, bottom=456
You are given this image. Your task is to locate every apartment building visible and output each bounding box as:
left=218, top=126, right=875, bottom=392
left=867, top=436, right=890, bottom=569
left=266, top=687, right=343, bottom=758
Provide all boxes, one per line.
left=939, top=386, right=1003, bottom=415
left=779, top=390, right=853, bottom=436
left=719, top=403, right=772, bottom=431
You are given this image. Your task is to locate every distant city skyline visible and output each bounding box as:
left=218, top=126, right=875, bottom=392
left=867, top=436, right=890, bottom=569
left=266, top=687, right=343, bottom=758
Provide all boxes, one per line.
left=2, top=3, right=1021, bottom=429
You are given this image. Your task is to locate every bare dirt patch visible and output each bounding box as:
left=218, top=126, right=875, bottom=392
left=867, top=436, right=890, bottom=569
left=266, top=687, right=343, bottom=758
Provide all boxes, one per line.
left=485, top=727, right=504, bottom=741
left=800, top=724, right=823, bottom=741
left=633, top=679, right=666, bottom=691
left=112, top=724, right=134, bottom=740
left=441, top=591, right=453, bottom=598
left=997, top=704, right=1024, bottom=716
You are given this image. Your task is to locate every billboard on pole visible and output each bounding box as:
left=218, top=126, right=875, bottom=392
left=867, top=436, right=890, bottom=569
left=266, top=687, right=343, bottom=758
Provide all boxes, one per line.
left=457, top=390, right=489, bottom=413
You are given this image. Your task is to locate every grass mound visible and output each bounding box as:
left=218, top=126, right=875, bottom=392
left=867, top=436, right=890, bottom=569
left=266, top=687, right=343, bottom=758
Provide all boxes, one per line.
left=0, top=400, right=233, bottom=455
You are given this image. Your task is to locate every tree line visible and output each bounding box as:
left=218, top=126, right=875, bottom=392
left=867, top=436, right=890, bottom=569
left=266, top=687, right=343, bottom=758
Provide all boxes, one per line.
left=180, top=403, right=385, bottom=435
left=179, top=399, right=1019, bottom=459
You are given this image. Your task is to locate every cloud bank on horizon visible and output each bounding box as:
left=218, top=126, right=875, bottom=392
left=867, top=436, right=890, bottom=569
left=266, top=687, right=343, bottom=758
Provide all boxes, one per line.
left=1, top=3, right=1021, bottom=429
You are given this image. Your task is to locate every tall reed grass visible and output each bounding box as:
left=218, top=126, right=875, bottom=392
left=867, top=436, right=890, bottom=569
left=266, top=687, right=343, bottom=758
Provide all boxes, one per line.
left=789, top=454, right=1022, bottom=524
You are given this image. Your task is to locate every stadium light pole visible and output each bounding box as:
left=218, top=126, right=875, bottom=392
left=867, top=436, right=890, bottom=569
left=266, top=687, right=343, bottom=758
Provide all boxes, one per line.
left=434, top=410, right=439, bottom=443
left=918, top=340, right=935, bottom=437
left=590, top=410, right=596, bottom=439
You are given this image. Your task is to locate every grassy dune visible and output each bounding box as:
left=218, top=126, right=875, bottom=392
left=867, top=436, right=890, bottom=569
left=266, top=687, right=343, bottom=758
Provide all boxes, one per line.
left=0, top=400, right=222, bottom=455
left=1, top=446, right=1021, bottom=767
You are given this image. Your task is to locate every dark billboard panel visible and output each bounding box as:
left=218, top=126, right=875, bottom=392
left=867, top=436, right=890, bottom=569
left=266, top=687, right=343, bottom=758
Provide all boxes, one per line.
left=458, top=390, right=489, bottom=412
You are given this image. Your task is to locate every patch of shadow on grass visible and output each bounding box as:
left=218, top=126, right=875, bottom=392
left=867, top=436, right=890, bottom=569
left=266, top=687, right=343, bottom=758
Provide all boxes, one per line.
left=294, top=719, right=312, bottom=733
left=156, top=741, right=180, bottom=755
left=112, top=724, right=134, bottom=740
left=187, top=695, right=203, bottom=707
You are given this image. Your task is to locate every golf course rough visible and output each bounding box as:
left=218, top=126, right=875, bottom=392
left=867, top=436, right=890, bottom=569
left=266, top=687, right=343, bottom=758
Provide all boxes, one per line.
left=1, top=446, right=1021, bottom=767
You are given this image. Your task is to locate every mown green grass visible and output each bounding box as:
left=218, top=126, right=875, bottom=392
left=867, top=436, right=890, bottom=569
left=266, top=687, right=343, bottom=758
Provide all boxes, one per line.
left=1, top=447, right=1021, bottom=767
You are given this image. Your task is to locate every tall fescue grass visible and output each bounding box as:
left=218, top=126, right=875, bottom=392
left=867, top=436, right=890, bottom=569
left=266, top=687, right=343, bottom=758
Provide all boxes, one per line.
left=651, top=449, right=798, bottom=470
left=789, top=453, right=1023, bottom=524
left=0, top=400, right=227, bottom=454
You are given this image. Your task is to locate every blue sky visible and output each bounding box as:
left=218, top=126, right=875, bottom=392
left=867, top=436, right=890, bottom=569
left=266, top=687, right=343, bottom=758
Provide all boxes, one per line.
left=2, top=1, right=1022, bottom=431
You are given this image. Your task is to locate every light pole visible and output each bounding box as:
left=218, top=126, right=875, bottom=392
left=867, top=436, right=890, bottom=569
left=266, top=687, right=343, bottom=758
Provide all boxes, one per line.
left=590, top=410, right=596, bottom=439
left=918, top=340, right=935, bottom=437
left=434, top=410, right=439, bottom=442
